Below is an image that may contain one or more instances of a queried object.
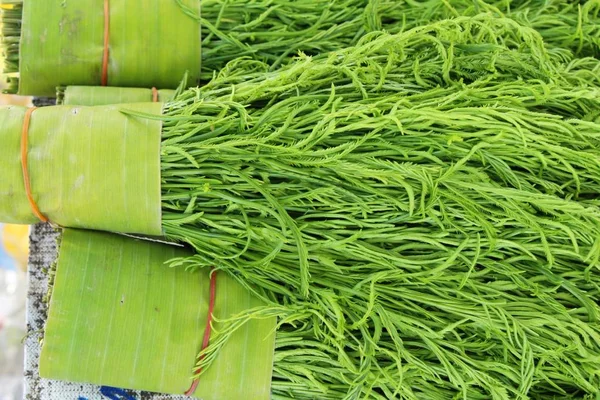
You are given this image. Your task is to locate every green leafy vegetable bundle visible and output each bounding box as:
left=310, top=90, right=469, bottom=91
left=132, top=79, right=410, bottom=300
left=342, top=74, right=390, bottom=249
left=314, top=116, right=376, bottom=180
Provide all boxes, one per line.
left=161, top=19, right=600, bottom=399
left=2, top=14, right=600, bottom=399
left=0, top=0, right=410, bottom=95
left=3, top=0, right=599, bottom=96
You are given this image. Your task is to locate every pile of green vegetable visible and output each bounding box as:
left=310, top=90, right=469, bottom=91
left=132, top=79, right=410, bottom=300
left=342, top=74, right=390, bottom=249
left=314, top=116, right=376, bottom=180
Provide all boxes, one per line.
left=395, top=0, right=600, bottom=58
left=2, top=1, right=600, bottom=398
left=120, top=15, right=600, bottom=399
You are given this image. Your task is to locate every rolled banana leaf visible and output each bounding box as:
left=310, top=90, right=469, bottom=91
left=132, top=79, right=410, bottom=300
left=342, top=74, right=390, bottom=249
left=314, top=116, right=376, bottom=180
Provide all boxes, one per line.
left=0, top=103, right=163, bottom=234
left=3, top=0, right=202, bottom=96
left=58, top=86, right=177, bottom=106
left=41, top=228, right=276, bottom=399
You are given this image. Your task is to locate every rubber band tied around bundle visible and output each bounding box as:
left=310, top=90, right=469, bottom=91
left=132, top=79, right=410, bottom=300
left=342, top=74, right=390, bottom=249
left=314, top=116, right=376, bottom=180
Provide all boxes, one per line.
left=185, top=269, right=218, bottom=396
left=101, top=0, right=110, bottom=86
left=20, top=107, right=49, bottom=224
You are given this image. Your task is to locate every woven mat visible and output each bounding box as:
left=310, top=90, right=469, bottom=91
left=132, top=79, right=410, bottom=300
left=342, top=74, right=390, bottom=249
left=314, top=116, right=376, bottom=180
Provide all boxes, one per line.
left=24, top=224, right=187, bottom=400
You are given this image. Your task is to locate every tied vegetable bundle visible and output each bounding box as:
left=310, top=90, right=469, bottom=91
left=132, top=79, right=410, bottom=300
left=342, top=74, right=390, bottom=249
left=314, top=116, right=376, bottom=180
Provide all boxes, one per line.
left=3, top=0, right=600, bottom=96
left=0, top=0, right=409, bottom=95
left=162, top=19, right=600, bottom=399
left=3, top=15, right=600, bottom=399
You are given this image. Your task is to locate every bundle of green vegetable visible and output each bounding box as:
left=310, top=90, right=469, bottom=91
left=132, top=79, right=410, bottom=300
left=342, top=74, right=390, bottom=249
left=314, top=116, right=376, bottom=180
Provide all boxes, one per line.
left=3, top=15, right=600, bottom=399
left=0, top=0, right=410, bottom=95
left=161, top=20, right=600, bottom=398
left=3, top=0, right=600, bottom=96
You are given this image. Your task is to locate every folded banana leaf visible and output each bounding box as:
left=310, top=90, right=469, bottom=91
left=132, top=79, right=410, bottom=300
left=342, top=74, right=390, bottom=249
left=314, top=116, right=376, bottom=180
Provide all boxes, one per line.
left=41, top=228, right=275, bottom=399
left=2, top=0, right=201, bottom=96
left=58, top=86, right=176, bottom=106
left=0, top=103, right=163, bottom=234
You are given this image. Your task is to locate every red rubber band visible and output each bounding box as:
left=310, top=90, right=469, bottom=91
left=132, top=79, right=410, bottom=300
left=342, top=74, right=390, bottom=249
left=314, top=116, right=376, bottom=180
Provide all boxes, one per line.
left=101, top=0, right=110, bottom=86
left=20, top=107, right=48, bottom=223
left=185, top=269, right=217, bottom=396
left=152, top=87, right=159, bottom=103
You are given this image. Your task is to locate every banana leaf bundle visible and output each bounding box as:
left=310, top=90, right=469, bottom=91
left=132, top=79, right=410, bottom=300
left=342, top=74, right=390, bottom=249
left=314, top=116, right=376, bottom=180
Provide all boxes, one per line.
left=56, top=86, right=176, bottom=106
left=41, top=229, right=275, bottom=400
left=3, top=15, right=600, bottom=399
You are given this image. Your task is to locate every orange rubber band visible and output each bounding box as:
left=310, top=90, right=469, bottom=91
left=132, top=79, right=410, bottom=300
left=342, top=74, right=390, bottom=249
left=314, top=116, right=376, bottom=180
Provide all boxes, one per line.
left=152, top=87, right=159, bottom=103
left=101, top=0, right=110, bottom=86
left=185, top=270, right=218, bottom=396
left=20, top=107, right=48, bottom=223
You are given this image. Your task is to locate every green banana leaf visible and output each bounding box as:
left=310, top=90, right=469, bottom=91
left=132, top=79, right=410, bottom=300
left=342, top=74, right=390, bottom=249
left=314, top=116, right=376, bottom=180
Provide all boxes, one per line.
left=60, top=86, right=177, bottom=106
left=40, top=229, right=276, bottom=399
left=0, top=104, right=163, bottom=234
left=18, top=0, right=201, bottom=96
